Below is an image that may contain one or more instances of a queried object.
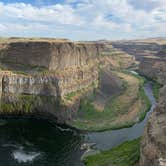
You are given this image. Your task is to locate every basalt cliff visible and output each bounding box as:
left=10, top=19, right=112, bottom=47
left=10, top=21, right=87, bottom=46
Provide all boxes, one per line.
left=138, top=43, right=166, bottom=166
left=112, top=38, right=166, bottom=166
left=0, top=38, right=134, bottom=123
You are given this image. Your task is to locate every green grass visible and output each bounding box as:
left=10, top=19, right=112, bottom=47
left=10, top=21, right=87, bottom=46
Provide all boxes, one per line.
left=71, top=70, right=151, bottom=131
left=0, top=94, right=58, bottom=113
left=123, top=70, right=152, bottom=121
left=138, top=75, right=162, bottom=100
left=152, top=82, right=161, bottom=100
left=84, top=138, right=141, bottom=166
left=138, top=86, right=151, bottom=121
left=63, top=81, right=98, bottom=101
left=64, top=91, right=80, bottom=101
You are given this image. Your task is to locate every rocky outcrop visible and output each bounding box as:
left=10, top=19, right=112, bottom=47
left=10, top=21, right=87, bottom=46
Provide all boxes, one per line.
left=139, top=57, right=166, bottom=85
left=140, top=85, right=166, bottom=166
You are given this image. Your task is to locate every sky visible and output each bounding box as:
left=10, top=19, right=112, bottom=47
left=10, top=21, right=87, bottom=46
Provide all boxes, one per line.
left=0, top=0, right=165, bottom=40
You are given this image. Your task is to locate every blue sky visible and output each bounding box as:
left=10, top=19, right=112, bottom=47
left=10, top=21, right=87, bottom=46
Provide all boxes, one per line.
left=0, top=0, right=165, bottom=40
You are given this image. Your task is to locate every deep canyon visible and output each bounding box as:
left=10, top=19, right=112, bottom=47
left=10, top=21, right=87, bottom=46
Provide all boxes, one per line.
left=0, top=37, right=165, bottom=166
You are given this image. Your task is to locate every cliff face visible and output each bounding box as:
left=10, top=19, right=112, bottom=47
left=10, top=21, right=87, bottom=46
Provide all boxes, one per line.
left=140, top=85, right=166, bottom=166
left=0, top=38, right=135, bottom=123
left=138, top=42, right=166, bottom=166
left=139, top=58, right=166, bottom=85
left=0, top=39, right=102, bottom=96
left=0, top=39, right=102, bottom=71
left=112, top=39, right=166, bottom=166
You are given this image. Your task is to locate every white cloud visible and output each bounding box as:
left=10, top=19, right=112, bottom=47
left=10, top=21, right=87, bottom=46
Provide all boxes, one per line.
left=0, top=2, right=83, bottom=25
left=0, top=0, right=165, bottom=40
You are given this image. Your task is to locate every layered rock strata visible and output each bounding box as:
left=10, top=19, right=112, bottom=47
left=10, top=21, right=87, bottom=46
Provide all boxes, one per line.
left=139, top=57, right=166, bottom=85
left=0, top=38, right=135, bottom=123
left=140, top=85, right=166, bottom=166
left=138, top=44, right=166, bottom=166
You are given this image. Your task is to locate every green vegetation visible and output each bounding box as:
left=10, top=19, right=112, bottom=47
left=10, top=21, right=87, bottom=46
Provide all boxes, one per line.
left=138, top=86, right=151, bottom=121
left=64, top=89, right=85, bottom=101
left=1, top=95, right=34, bottom=113
left=152, top=82, right=161, bottom=100
left=84, top=138, right=141, bottom=166
left=0, top=60, right=48, bottom=75
left=71, top=70, right=151, bottom=131
left=63, top=81, right=98, bottom=102
left=138, top=75, right=161, bottom=100
left=0, top=94, right=58, bottom=113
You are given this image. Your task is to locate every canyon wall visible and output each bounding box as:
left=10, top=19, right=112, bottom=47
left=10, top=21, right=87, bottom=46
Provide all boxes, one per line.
left=0, top=39, right=102, bottom=70
left=0, top=38, right=135, bottom=123
left=139, top=58, right=166, bottom=84
left=112, top=39, right=166, bottom=166
left=138, top=43, right=166, bottom=166
left=140, top=86, right=166, bottom=166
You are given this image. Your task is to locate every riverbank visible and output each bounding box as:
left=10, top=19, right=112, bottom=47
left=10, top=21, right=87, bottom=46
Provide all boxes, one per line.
left=84, top=138, right=140, bottom=166
left=69, top=70, right=151, bottom=131
left=82, top=80, right=156, bottom=166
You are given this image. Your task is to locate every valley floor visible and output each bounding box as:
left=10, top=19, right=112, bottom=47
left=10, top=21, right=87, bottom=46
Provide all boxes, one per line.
left=68, top=70, right=151, bottom=131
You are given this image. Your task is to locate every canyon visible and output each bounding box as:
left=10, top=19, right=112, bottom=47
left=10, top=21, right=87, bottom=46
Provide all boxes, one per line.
left=0, top=38, right=135, bottom=124
left=0, top=37, right=165, bottom=166
left=112, top=38, right=166, bottom=166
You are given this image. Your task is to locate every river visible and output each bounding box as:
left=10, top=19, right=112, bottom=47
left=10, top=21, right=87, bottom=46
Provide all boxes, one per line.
left=84, top=82, right=156, bottom=151
left=0, top=82, right=156, bottom=166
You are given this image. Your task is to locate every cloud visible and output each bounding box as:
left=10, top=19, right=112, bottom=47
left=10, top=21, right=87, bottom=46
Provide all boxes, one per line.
left=0, top=2, right=83, bottom=25
left=0, top=0, right=165, bottom=40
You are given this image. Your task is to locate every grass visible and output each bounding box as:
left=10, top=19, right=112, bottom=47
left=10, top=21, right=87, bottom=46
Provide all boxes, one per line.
left=64, top=91, right=81, bottom=101
left=84, top=138, right=141, bottom=166
left=0, top=94, right=58, bottom=113
left=152, top=81, right=161, bottom=100
left=63, top=81, right=98, bottom=102
left=70, top=70, right=151, bottom=131
left=138, top=86, right=151, bottom=121
left=137, top=74, right=161, bottom=100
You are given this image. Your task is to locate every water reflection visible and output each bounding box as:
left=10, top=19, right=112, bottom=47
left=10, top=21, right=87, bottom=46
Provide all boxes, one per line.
left=0, top=119, right=84, bottom=166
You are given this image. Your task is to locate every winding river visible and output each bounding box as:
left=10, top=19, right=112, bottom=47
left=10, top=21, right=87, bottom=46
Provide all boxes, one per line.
left=84, top=82, right=156, bottom=151
left=0, top=81, right=156, bottom=166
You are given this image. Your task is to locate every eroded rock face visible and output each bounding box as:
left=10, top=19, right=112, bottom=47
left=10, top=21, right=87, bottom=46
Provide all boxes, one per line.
left=0, top=38, right=135, bottom=123
left=140, top=86, right=166, bottom=166
left=137, top=42, right=166, bottom=166
left=139, top=58, right=166, bottom=85
left=0, top=40, right=102, bottom=71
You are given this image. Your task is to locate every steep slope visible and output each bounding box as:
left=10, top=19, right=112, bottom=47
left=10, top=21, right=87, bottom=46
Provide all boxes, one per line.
left=0, top=38, right=135, bottom=124
left=137, top=42, right=166, bottom=166
left=140, top=85, right=166, bottom=166
left=110, top=38, right=166, bottom=166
